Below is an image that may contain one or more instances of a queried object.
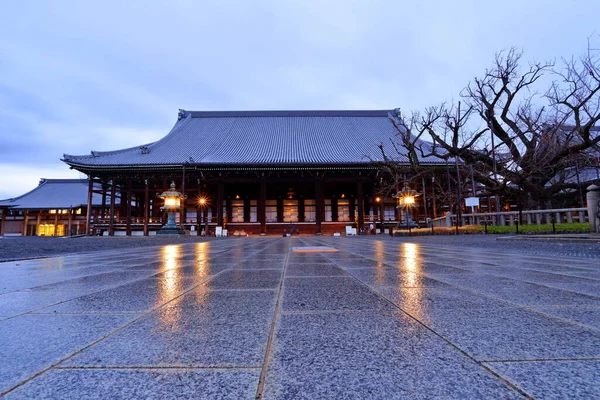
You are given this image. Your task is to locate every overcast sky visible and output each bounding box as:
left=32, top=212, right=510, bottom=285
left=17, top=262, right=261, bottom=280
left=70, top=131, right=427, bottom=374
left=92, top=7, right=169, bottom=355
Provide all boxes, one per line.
left=0, top=0, right=598, bottom=199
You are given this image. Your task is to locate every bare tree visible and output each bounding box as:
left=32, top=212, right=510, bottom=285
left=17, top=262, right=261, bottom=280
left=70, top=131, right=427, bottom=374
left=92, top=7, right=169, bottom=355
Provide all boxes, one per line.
left=385, top=40, right=600, bottom=210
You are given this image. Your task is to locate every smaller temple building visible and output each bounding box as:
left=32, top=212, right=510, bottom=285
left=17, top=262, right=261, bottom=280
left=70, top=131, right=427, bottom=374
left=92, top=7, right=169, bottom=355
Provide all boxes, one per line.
left=0, top=179, right=112, bottom=236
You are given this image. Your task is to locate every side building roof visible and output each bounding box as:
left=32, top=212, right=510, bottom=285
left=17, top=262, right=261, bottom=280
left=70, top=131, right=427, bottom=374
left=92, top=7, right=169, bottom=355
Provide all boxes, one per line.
left=0, top=179, right=109, bottom=210
left=62, top=109, right=443, bottom=171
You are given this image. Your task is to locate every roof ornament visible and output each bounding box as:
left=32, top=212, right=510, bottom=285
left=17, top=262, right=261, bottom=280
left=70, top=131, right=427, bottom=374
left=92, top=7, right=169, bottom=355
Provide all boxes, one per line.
left=140, top=146, right=151, bottom=154
left=393, top=108, right=402, bottom=119
left=178, top=109, right=186, bottom=120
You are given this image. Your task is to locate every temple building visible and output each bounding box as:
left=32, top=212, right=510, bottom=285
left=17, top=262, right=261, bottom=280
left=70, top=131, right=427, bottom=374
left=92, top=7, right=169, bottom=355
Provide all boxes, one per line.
left=60, top=109, right=447, bottom=236
left=0, top=179, right=113, bottom=236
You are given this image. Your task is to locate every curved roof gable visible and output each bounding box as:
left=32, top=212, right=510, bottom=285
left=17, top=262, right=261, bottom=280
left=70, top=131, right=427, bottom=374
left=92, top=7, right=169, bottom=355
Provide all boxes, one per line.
left=0, top=179, right=109, bottom=210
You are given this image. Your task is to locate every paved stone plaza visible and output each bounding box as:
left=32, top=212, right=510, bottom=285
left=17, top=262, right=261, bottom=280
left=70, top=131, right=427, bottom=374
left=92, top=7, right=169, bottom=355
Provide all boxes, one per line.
left=0, top=236, right=599, bottom=399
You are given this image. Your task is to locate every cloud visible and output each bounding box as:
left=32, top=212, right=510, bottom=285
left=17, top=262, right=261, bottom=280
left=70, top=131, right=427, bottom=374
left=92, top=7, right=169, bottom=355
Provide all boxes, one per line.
left=0, top=0, right=598, bottom=199
left=0, top=164, right=81, bottom=200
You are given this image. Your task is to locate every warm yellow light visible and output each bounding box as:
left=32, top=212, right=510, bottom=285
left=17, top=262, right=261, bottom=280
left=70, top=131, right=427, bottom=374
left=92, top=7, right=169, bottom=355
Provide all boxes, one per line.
left=235, top=194, right=240, bottom=199
left=403, top=196, right=415, bottom=205
left=341, top=194, right=345, bottom=198
left=375, top=197, right=381, bottom=203
left=165, top=198, right=179, bottom=207
left=198, top=198, right=206, bottom=205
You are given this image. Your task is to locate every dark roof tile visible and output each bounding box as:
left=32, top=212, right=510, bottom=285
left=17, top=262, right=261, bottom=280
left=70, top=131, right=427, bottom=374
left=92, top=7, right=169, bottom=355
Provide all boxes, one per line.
left=63, top=109, right=442, bottom=168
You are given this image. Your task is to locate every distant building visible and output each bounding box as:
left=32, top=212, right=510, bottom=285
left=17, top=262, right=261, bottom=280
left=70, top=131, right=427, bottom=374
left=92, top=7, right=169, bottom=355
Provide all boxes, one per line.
left=61, top=110, right=448, bottom=236
left=0, top=179, right=114, bottom=236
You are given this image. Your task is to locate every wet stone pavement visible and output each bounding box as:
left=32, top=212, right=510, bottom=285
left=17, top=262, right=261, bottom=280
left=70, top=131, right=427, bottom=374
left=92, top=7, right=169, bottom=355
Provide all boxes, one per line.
left=0, top=237, right=599, bottom=399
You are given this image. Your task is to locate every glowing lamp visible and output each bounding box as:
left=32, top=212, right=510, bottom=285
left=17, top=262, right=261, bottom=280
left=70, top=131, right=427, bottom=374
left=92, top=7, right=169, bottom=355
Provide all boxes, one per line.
left=165, top=197, right=180, bottom=207
left=393, top=186, right=420, bottom=234
left=403, top=196, right=415, bottom=205
left=156, top=181, right=185, bottom=236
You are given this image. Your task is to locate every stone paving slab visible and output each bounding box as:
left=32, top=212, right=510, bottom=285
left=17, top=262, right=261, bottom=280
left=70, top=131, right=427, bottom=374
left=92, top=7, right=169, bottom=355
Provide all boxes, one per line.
left=41, top=276, right=201, bottom=313
left=205, top=270, right=282, bottom=289
left=262, top=311, right=522, bottom=399
left=347, top=267, right=451, bottom=288
left=4, top=368, right=260, bottom=400
left=282, top=276, right=396, bottom=312
left=0, top=235, right=599, bottom=398
left=285, top=263, right=347, bottom=277
left=0, top=314, right=136, bottom=395
left=533, top=306, right=600, bottom=330
left=62, top=289, right=277, bottom=368
left=376, top=286, right=600, bottom=361
left=483, top=360, right=600, bottom=400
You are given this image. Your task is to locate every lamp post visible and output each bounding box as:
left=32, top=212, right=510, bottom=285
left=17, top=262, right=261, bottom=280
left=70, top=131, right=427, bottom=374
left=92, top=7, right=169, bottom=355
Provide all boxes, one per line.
left=198, top=197, right=209, bottom=236
left=156, top=181, right=186, bottom=236
left=394, top=186, right=419, bottom=235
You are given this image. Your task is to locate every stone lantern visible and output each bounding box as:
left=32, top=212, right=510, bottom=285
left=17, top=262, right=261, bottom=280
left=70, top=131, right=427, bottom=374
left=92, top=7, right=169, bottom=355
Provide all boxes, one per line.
left=156, top=181, right=185, bottom=236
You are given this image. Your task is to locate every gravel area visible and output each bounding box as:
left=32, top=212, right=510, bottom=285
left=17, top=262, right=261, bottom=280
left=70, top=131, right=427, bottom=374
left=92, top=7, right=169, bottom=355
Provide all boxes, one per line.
left=381, top=234, right=600, bottom=258
left=0, top=236, right=218, bottom=262
left=1, top=234, right=599, bottom=262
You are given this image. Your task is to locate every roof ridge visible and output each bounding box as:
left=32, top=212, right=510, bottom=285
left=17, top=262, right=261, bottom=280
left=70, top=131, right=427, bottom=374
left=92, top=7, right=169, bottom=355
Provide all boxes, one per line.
left=182, top=110, right=394, bottom=118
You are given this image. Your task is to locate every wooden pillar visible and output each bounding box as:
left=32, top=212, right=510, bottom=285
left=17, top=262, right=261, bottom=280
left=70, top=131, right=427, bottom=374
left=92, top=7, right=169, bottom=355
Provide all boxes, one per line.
left=421, top=177, right=428, bottom=220
left=36, top=213, right=42, bottom=236
left=217, top=181, right=224, bottom=226
left=0, top=210, right=5, bottom=236
left=432, top=175, right=438, bottom=218
left=315, top=179, right=322, bottom=234
left=379, top=199, right=385, bottom=233
left=226, top=198, right=233, bottom=225
left=67, top=209, right=72, bottom=237
left=126, top=178, right=132, bottom=236
left=22, top=210, right=29, bottom=236
left=101, top=182, right=107, bottom=218
left=143, top=179, right=150, bottom=236
left=109, top=180, right=116, bottom=236
left=357, top=181, right=364, bottom=232
left=298, top=198, right=305, bottom=223
left=331, top=198, right=338, bottom=222
left=181, top=167, right=186, bottom=228
left=85, top=178, right=93, bottom=236
left=53, top=212, right=58, bottom=237
left=349, top=197, right=355, bottom=224
left=276, top=197, right=283, bottom=223
left=243, top=198, right=250, bottom=223
left=259, top=179, right=266, bottom=234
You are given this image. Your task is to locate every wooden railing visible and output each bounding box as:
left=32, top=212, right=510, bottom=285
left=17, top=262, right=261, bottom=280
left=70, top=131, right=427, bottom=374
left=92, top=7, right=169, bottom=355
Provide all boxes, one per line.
left=430, top=208, right=588, bottom=227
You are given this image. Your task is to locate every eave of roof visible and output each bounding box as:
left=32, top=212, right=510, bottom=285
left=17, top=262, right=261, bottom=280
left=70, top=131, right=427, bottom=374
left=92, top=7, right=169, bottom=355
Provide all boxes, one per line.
left=0, top=179, right=109, bottom=210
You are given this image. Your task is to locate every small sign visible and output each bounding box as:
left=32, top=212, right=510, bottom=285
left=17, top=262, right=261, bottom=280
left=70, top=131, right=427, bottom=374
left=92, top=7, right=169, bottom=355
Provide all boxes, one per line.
left=215, top=226, right=222, bottom=237
left=465, top=197, right=480, bottom=207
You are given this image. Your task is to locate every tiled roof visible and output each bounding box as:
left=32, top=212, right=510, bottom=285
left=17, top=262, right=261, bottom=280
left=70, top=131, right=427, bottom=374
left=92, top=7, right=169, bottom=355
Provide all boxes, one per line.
left=0, top=179, right=108, bottom=210
left=62, top=110, right=443, bottom=169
